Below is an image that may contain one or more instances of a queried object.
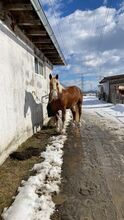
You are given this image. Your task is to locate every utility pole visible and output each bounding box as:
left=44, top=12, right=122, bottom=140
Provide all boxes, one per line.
left=90, top=83, right=92, bottom=91
left=81, top=74, right=84, bottom=92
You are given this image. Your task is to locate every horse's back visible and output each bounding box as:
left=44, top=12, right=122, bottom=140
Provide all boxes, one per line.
left=61, top=86, right=83, bottom=108
left=64, top=86, right=82, bottom=99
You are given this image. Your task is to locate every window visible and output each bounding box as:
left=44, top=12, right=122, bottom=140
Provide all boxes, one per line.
left=34, top=57, right=44, bottom=76
left=44, top=65, right=46, bottom=79
left=39, top=62, right=43, bottom=76
left=35, top=57, right=38, bottom=74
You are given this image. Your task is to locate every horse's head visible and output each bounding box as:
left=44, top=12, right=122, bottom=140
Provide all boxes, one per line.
left=49, top=74, right=61, bottom=102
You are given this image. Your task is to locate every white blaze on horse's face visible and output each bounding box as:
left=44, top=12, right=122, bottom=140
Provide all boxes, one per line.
left=49, top=74, right=59, bottom=101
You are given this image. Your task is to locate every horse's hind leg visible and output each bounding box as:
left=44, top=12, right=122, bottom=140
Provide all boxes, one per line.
left=77, top=100, right=82, bottom=122
left=71, top=107, right=76, bottom=122
left=71, top=106, right=79, bottom=128
left=75, top=105, right=80, bottom=123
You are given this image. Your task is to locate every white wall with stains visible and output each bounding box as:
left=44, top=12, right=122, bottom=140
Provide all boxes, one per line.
left=0, top=21, right=52, bottom=165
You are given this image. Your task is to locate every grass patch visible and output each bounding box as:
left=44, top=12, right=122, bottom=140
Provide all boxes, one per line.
left=0, top=127, right=56, bottom=218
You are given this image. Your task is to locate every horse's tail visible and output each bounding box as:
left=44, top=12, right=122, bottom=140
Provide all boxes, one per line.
left=78, top=88, right=83, bottom=103
left=76, top=88, right=83, bottom=122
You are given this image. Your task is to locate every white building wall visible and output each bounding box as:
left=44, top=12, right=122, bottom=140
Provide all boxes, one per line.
left=0, top=22, right=52, bottom=165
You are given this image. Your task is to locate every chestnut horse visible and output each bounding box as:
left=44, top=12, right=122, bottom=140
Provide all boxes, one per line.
left=47, top=74, right=83, bottom=133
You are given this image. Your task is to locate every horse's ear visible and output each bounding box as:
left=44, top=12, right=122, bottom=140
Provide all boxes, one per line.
left=56, top=74, right=58, bottom=79
left=49, top=74, right=52, bottom=80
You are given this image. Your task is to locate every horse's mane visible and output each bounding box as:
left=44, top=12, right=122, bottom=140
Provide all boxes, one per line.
left=58, top=82, right=65, bottom=93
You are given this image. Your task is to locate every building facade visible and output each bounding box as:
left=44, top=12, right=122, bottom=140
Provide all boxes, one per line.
left=0, top=0, right=65, bottom=164
left=99, top=74, right=124, bottom=104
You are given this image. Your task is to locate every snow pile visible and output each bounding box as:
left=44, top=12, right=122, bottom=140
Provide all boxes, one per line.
left=2, top=111, right=71, bottom=220
left=83, top=96, right=113, bottom=108
left=110, top=104, right=124, bottom=116
left=83, top=95, right=124, bottom=125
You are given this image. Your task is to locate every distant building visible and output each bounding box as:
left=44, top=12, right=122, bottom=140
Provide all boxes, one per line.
left=98, top=74, right=124, bottom=104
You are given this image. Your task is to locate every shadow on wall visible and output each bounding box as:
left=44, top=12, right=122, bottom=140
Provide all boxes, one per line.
left=24, top=91, right=43, bottom=134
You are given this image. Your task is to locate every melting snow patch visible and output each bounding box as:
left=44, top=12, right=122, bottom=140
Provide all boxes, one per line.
left=2, top=111, right=71, bottom=220
left=84, top=96, right=124, bottom=125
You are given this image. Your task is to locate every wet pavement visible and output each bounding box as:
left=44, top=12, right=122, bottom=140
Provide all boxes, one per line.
left=52, top=112, right=124, bottom=220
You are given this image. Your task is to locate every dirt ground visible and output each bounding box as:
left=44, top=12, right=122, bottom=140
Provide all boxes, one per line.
left=52, top=112, right=124, bottom=220
left=0, top=126, right=56, bottom=219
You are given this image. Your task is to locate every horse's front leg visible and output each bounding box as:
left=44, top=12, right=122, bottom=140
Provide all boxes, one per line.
left=61, top=108, right=66, bottom=134
left=55, top=114, right=59, bottom=132
left=55, top=111, right=63, bottom=133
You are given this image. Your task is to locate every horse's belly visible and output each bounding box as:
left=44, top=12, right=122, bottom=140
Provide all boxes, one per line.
left=65, top=98, right=78, bottom=109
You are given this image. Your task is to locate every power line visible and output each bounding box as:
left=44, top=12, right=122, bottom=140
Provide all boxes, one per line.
left=82, top=0, right=114, bottom=90
left=96, top=0, right=114, bottom=79
left=47, top=0, right=67, bottom=58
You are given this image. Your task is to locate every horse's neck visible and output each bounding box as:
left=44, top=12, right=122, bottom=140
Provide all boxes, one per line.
left=58, top=83, right=64, bottom=94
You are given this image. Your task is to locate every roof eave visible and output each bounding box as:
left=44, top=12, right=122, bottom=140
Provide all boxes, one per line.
left=30, top=0, right=66, bottom=65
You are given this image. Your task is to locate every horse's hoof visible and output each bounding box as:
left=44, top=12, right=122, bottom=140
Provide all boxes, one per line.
left=72, top=122, right=76, bottom=128
left=56, top=127, right=59, bottom=132
left=61, top=128, right=66, bottom=135
left=78, top=122, right=82, bottom=127
left=82, top=119, right=86, bottom=124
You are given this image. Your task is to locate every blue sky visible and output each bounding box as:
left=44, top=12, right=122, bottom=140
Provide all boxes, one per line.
left=40, top=0, right=124, bottom=91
